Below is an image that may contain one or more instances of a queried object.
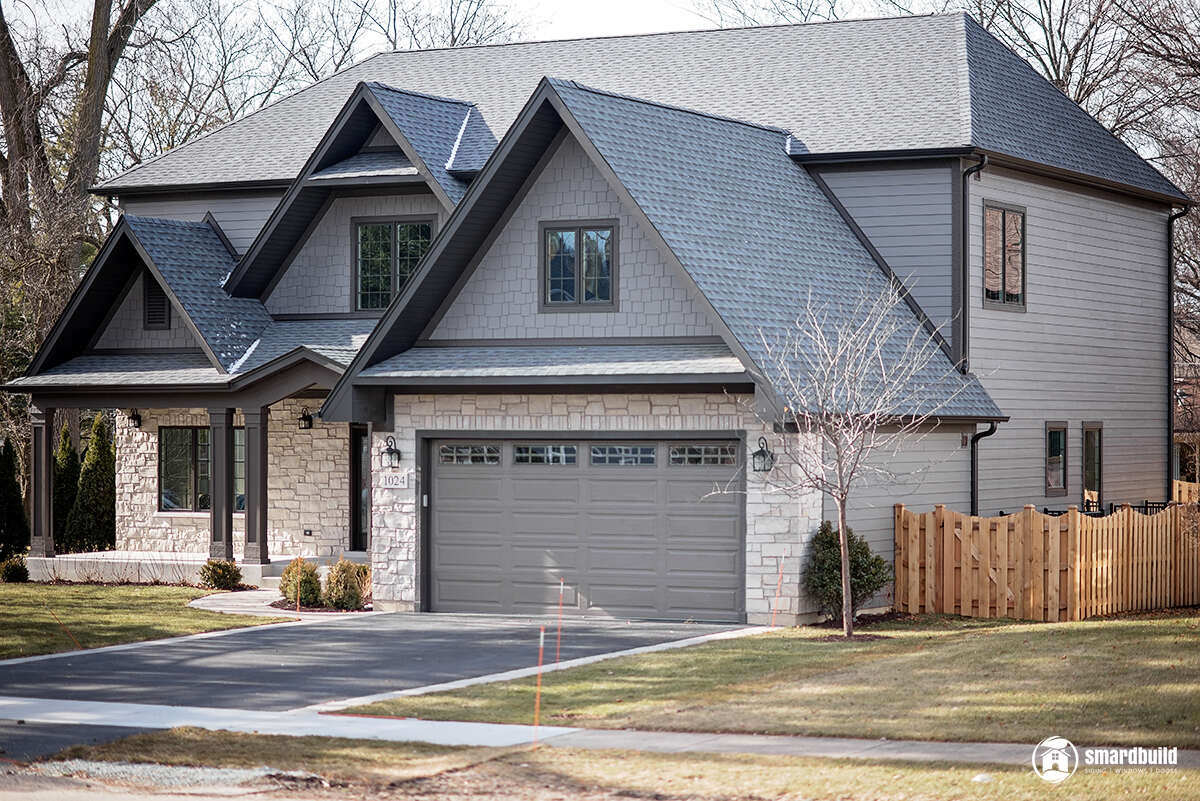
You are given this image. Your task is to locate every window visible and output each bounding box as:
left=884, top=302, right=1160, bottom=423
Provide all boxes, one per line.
left=355, top=219, right=433, bottom=310
left=143, top=277, right=170, bottom=330
left=159, top=427, right=245, bottom=512
left=439, top=444, right=501, bottom=465
left=514, top=444, right=577, bottom=465
left=541, top=221, right=616, bottom=309
left=670, top=444, right=737, bottom=466
left=1083, top=422, right=1102, bottom=506
left=983, top=203, right=1025, bottom=308
left=1045, top=422, right=1067, bottom=497
left=591, top=445, right=655, bottom=466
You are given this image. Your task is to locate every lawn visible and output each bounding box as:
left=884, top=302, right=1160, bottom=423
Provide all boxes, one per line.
left=345, top=611, right=1200, bottom=748
left=0, top=584, right=289, bottom=659
left=55, top=727, right=1200, bottom=800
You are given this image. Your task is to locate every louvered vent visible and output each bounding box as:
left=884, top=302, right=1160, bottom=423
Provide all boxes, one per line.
left=143, top=277, right=171, bottom=330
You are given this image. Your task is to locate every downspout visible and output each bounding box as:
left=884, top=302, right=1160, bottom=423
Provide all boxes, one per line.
left=1168, top=206, right=1190, bottom=500
left=970, top=422, right=998, bottom=516
left=959, top=154, right=988, bottom=373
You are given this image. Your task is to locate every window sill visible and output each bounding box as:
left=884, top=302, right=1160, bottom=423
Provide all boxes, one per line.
left=538, top=303, right=619, bottom=314
left=1045, top=489, right=1068, bottom=498
left=982, top=300, right=1027, bottom=313
left=155, top=511, right=248, bottom=516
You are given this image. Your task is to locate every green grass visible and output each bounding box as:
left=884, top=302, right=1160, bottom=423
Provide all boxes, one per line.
left=0, top=583, right=289, bottom=659
left=346, top=611, right=1200, bottom=748
left=55, top=727, right=1200, bottom=800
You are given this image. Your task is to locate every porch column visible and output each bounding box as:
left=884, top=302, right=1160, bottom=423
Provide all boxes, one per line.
left=208, top=408, right=234, bottom=561
left=243, top=406, right=269, bottom=564
left=29, top=405, right=55, bottom=557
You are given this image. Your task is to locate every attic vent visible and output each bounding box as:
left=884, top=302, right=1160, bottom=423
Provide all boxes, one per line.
left=143, top=277, right=171, bottom=330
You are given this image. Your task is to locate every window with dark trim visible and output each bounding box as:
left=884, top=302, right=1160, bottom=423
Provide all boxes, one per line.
left=159, top=427, right=245, bottom=512
left=1082, top=422, right=1102, bottom=505
left=143, top=277, right=170, bottom=330
left=1045, top=422, right=1067, bottom=497
left=591, top=445, right=655, bottom=466
left=542, top=222, right=616, bottom=308
left=355, top=219, right=433, bottom=310
left=983, top=203, right=1026, bottom=308
left=439, top=444, right=501, bottom=465
left=669, top=444, right=737, bottom=466
left=514, top=444, right=577, bottom=465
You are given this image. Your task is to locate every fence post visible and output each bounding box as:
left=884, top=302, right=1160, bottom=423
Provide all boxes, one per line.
left=894, top=504, right=905, bottom=611
left=930, top=505, right=943, bottom=613
left=1067, top=506, right=1079, bottom=621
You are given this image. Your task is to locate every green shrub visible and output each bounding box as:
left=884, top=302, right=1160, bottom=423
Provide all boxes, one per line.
left=280, top=557, right=321, bottom=607
left=802, top=520, right=892, bottom=624
left=0, top=439, right=28, bottom=560
left=62, top=415, right=115, bottom=553
left=199, top=559, right=242, bottom=590
left=53, top=422, right=80, bottom=546
left=322, top=557, right=364, bottom=610
left=0, top=555, right=28, bottom=583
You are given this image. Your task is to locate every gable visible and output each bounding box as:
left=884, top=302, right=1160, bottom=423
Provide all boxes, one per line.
left=429, top=135, right=718, bottom=341
left=365, top=124, right=400, bottom=150
left=93, top=271, right=203, bottom=351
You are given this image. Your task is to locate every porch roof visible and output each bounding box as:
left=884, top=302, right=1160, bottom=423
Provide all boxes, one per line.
left=355, top=343, right=749, bottom=382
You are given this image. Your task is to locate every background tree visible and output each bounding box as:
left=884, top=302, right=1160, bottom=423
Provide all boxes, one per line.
left=0, top=439, right=29, bottom=558
left=62, top=414, right=115, bottom=552
left=52, top=422, right=81, bottom=548
left=753, top=284, right=968, bottom=636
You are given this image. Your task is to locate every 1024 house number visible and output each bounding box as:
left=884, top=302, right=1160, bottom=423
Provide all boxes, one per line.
left=380, top=472, right=409, bottom=489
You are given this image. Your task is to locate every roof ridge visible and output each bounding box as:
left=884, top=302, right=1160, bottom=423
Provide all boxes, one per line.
left=123, top=213, right=224, bottom=229
left=365, top=80, right=475, bottom=107
left=551, top=78, right=790, bottom=137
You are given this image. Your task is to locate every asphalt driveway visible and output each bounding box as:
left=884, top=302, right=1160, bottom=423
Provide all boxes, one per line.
left=0, top=613, right=741, bottom=712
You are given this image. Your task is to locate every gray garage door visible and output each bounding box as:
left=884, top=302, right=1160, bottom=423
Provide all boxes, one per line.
left=430, top=438, right=743, bottom=621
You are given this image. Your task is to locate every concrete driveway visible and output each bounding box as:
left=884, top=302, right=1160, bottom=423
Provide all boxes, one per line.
left=0, top=613, right=741, bottom=712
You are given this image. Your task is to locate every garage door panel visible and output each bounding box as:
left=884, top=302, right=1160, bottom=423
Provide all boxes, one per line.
left=430, top=437, right=741, bottom=621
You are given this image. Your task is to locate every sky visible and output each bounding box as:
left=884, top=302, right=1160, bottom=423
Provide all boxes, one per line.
left=516, top=0, right=718, bottom=40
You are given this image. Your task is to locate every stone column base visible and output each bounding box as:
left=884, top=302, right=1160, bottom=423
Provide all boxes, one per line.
left=372, top=599, right=415, bottom=612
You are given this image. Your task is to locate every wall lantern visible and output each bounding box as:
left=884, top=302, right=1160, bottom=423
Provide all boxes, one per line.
left=383, top=436, right=402, bottom=469
left=127, top=409, right=142, bottom=429
left=297, top=407, right=314, bottom=430
left=751, top=436, right=775, bottom=472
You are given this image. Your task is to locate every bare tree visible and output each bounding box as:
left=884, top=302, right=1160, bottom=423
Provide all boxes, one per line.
left=753, top=284, right=966, bottom=636
left=356, top=0, right=526, bottom=50
left=692, top=0, right=845, bottom=25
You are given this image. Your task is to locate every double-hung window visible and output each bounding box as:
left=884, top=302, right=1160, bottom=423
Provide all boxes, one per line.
left=355, top=219, right=433, bottom=310
left=159, top=427, right=246, bottom=512
left=1045, top=422, right=1067, bottom=497
left=542, top=221, right=617, bottom=308
left=983, top=203, right=1026, bottom=308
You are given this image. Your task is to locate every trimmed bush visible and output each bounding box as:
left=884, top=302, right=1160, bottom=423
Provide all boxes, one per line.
left=802, top=520, right=892, bottom=624
left=322, top=557, right=364, bottom=611
left=199, top=559, right=242, bottom=590
left=280, top=557, right=321, bottom=607
left=0, top=555, right=28, bottom=583
left=0, top=439, right=28, bottom=560
left=53, top=422, right=80, bottom=546
left=63, top=415, right=115, bottom=553
left=354, top=563, right=371, bottom=604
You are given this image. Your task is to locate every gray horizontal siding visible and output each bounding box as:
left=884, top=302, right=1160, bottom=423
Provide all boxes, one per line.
left=819, top=163, right=954, bottom=335
left=119, top=190, right=284, bottom=255
left=968, top=165, right=1170, bottom=514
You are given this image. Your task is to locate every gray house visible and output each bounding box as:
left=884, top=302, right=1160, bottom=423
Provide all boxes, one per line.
left=6, top=14, right=1186, bottom=623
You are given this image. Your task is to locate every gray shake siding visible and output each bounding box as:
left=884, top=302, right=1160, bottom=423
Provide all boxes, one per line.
left=119, top=191, right=283, bottom=255
left=429, top=135, right=719, bottom=341
left=265, top=194, right=446, bottom=316
left=94, top=273, right=201, bottom=351
left=967, top=165, right=1169, bottom=513
left=818, top=162, right=956, bottom=334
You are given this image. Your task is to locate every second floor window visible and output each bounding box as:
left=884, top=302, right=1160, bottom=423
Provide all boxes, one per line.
left=356, top=219, right=433, bottom=310
left=983, top=203, right=1025, bottom=308
left=543, top=222, right=616, bottom=308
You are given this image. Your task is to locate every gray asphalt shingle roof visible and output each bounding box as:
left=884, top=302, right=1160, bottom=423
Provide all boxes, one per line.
left=231, top=319, right=375, bottom=374
left=8, top=353, right=226, bottom=388
left=309, top=151, right=417, bottom=180
left=545, top=79, right=1002, bottom=419
left=99, top=13, right=1185, bottom=202
left=360, top=343, right=746, bottom=378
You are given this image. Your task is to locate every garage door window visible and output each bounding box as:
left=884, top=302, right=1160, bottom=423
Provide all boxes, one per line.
left=670, top=444, right=737, bottom=466
left=514, top=444, right=577, bottom=465
left=591, top=445, right=656, bottom=466
left=439, top=444, right=501, bottom=465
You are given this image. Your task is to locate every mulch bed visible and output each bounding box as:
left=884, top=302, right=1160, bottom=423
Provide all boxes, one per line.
left=268, top=599, right=373, bottom=613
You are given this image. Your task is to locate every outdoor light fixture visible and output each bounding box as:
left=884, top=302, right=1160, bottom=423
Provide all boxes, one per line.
left=751, top=436, right=775, bottom=472
left=127, top=409, right=142, bottom=429
left=297, top=407, right=314, bottom=430
left=383, top=436, right=402, bottom=468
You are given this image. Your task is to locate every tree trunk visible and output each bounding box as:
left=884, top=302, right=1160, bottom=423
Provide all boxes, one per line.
left=837, top=499, right=853, bottom=637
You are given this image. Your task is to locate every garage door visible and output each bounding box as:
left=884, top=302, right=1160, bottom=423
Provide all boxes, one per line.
left=429, top=438, right=743, bottom=621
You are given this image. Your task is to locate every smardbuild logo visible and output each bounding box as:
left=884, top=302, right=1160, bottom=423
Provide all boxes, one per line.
left=1033, top=736, right=1180, bottom=783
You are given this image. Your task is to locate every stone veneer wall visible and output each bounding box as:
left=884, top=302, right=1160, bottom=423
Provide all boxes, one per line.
left=114, top=398, right=351, bottom=558
left=370, top=391, right=823, bottom=624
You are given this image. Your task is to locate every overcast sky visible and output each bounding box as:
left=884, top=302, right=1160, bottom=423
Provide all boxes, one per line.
left=517, top=0, right=717, bottom=40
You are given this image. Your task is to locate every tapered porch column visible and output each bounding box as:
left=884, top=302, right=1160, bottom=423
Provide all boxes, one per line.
left=243, top=406, right=269, bottom=564
left=208, top=408, right=235, bottom=560
left=29, top=405, right=55, bottom=557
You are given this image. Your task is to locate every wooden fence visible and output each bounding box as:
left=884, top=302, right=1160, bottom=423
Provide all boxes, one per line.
left=1174, top=479, right=1200, bottom=503
left=894, top=503, right=1200, bottom=621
